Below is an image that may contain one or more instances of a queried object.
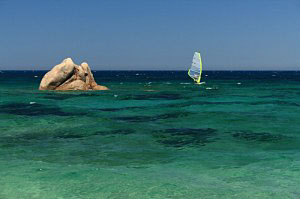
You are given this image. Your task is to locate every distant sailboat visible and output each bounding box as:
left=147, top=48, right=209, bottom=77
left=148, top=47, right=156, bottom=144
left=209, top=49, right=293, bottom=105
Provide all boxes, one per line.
left=188, top=52, right=204, bottom=84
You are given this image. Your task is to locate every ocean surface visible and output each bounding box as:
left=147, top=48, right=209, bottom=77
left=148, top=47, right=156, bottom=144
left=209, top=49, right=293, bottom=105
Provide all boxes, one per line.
left=0, top=71, right=299, bottom=199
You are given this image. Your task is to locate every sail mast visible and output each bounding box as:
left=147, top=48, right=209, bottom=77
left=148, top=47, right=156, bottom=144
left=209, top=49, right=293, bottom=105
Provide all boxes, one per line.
left=197, top=52, right=202, bottom=84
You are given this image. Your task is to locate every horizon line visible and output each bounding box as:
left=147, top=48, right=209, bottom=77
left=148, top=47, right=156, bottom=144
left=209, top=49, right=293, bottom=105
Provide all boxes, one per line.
left=1, top=69, right=300, bottom=72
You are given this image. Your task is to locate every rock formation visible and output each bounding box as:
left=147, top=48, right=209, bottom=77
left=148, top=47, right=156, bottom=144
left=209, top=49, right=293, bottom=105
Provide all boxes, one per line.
left=39, top=58, right=108, bottom=91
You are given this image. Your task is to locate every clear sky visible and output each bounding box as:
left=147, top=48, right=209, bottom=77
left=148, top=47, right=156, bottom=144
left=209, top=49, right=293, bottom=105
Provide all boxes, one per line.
left=0, top=0, right=299, bottom=70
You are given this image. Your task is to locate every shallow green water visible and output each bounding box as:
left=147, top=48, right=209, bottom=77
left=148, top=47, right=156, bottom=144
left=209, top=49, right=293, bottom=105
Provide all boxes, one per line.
left=0, top=71, right=299, bottom=198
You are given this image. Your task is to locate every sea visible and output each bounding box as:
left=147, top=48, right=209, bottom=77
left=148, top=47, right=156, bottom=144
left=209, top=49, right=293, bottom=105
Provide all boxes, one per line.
left=0, top=71, right=299, bottom=199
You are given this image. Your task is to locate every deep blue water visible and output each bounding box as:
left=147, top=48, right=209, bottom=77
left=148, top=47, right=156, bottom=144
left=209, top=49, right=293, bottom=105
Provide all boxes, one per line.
left=0, top=71, right=299, bottom=198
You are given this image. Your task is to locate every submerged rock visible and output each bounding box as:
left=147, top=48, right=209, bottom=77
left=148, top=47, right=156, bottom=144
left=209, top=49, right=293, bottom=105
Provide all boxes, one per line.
left=39, top=58, right=108, bottom=91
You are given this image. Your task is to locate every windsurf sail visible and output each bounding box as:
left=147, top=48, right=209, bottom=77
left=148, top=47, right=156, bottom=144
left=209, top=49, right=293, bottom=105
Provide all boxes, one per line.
left=188, top=52, right=202, bottom=84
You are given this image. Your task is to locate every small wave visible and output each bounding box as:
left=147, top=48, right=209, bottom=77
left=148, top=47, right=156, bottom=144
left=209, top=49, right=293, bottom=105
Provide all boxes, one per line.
left=206, top=87, right=213, bottom=90
left=29, top=102, right=36, bottom=104
left=205, top=75, right=208, bottom=77
left=237, top=82, right=241, bottom=85
left=206, top=87, right=218, bottom=90
left=180, top=83, right=191, bottom=85
left=114, top=95, right=118, bottom=97
left=34, top=76, right=38, bottom=78
left=135, top=73, right=139, bottom=76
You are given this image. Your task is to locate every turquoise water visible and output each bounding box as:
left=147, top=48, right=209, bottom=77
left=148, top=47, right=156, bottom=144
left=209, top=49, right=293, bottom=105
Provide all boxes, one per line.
left=0, top=71, right=299, bottom=199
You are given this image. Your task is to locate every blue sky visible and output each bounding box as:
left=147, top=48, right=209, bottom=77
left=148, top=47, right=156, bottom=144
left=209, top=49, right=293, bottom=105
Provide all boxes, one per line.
left=0, top=0, right=299, bottom=70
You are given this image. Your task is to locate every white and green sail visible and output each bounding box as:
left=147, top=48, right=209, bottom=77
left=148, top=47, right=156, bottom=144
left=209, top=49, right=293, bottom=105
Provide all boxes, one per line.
left=188, top=52, right=202, bottom=84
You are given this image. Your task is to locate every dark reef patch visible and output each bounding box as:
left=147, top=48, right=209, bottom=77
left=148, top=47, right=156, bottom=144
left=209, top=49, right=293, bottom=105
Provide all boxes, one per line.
left=0, top=128, right=174, bottom=167
left=53, top=133, right=86, bottom=139
left=98, top=106, right=145, bottom=112
left=166, top=100, right=300, bottom=108
left=154, top=128, right=217, bottom=148
left=0, top=129, right=136, bottom=148
left=0, top=103, right=82, bottom=116
left=232, top=131, right=287, bottom=142
left=42, top=93, right=100, bottom=100
left=54, top=129, right=135, bottom=139
left=250, top=101, right=300, bottom=107
left=165, top=101, right=246, bottom=108
left=0, top=132, right=52, bottom=148
left=114, top=111, right=192, bottom=123
left=114, top=115, right=153, bottom=122
left=257, top=94, right=286, bottom=99
left=42, top=94, right=77, bottom=100
left=119, top=92, right=184, bottom=101
left=94, top=129, right=135, bottom=136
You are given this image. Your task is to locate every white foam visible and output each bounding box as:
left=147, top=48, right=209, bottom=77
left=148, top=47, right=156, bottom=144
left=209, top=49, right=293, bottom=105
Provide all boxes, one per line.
left=114, top=95, right=118, bottom=97
left=34, top=76, right=38, bottom=78
left=180, top=83, right=191, bottom=85
left=205, top=75, right=208, bottom=77
left=135, top=73, right=139, bottom=76
left=206, top=87, right=213, bottom=90
left=237, top=82, right=241, bottom=85
left=29, top=102, right=36, bottom=104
